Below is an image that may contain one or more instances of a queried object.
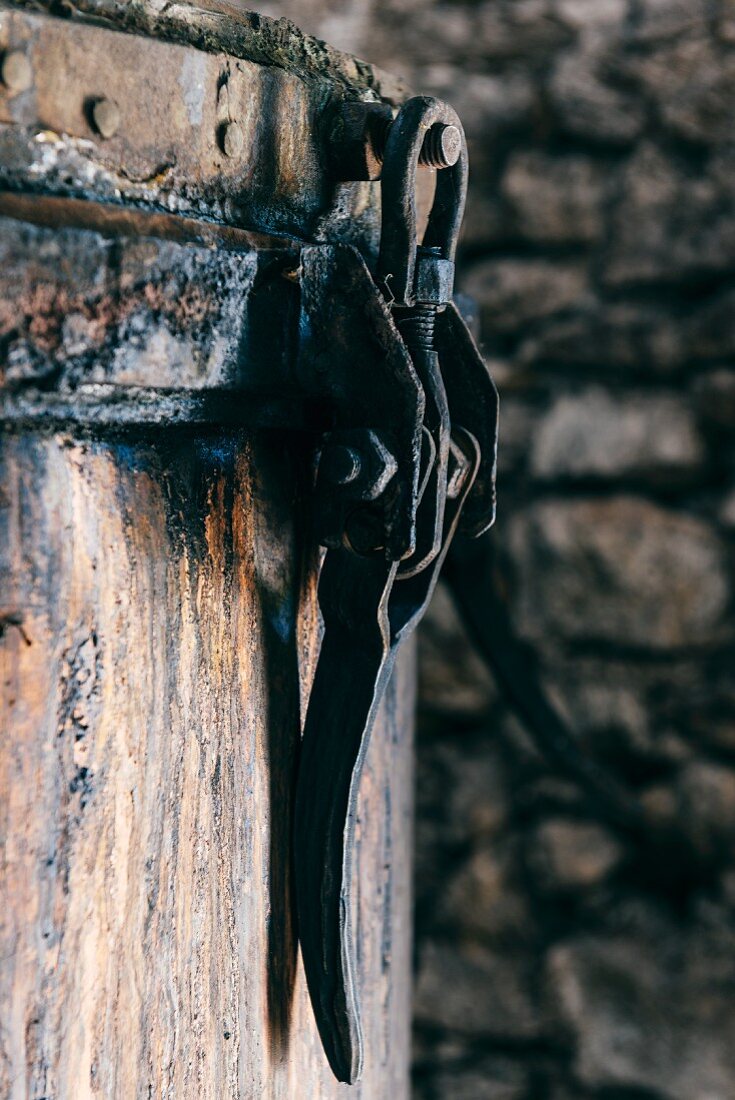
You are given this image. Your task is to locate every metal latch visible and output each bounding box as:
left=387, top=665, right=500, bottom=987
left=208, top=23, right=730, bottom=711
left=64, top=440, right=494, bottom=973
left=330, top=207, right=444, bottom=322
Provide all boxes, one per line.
left=294, top=95, right=499, bottom=1085
left=293, top=93, right=644, bottom=1086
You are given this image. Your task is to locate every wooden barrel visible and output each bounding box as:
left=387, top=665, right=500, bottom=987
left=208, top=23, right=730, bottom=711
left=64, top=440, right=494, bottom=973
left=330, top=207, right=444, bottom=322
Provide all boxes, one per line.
left=0, top=429, right=415, bottom=1098
left=0, top=4, right=415, bottom=1096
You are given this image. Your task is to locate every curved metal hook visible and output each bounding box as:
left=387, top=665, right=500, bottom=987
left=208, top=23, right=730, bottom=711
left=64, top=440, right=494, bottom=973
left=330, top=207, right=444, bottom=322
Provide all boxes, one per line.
left=377, top=96, right=468, bottom=308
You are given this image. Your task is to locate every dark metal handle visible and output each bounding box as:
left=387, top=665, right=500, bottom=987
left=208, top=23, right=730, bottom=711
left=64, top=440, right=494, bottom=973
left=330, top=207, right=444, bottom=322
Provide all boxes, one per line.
left=294, top=431, right=480, bottom=1084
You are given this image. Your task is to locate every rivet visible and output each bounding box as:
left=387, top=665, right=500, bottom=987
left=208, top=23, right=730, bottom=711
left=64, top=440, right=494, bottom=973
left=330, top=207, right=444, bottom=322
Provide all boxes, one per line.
left=91, top=98, right=120, bottom=139
left=222, top=121, right=244, bottom=159
left=1, top=50, right=33, bottom=93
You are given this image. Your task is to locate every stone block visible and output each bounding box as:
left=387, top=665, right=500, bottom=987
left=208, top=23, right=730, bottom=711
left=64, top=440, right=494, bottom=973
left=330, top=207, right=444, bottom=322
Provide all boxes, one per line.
left=461, top=259, right=590, bottom=336
left=605, top=144, right=735, bottom=285
left=549, top=49, right=645, bottom=144
left=441, top=843, right=535, bottom=941
left=518, top=302, right=686, bottom=374
left=547, top=928, right=735, bottom=1098
left=501, top=150, right=607, bottom=244
left=508, top=497, right=731, bottom=649
left=530, top=389, right=705, bottom=483
left=527, top=818, right=623, bottom=891
left=414, top=940, right=545, bottom=1038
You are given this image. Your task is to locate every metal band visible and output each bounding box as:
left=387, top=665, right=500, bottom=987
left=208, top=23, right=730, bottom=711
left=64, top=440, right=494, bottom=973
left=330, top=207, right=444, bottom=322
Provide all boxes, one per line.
left=0, top=3, right=385, bottom=248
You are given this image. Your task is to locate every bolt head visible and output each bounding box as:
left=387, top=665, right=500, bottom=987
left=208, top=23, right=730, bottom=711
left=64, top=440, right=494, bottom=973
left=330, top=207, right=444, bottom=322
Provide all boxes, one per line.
left=92, top=98, right=120, bottom=139
left=1, top=50, right=32, bottom=93
left=320, top=444, right=362, bottom=486
left=222, top=121, right=244, bottom=159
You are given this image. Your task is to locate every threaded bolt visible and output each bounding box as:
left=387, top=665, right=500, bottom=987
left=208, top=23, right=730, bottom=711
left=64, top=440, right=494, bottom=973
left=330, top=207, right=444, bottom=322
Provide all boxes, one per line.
left=333, top=103, right=463, bottom=180
left=396, top=307, right=437, bottom=352
left=1, top=50, right=33, bottom=93
left=418, top=123, right=462, bottom=168
left=374, top=118, right=461, bottom=170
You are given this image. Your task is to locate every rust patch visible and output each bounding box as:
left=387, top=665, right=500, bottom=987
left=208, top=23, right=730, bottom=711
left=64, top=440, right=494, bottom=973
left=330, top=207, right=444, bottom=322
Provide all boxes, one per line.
left=1, top=281, right=219, bottom=356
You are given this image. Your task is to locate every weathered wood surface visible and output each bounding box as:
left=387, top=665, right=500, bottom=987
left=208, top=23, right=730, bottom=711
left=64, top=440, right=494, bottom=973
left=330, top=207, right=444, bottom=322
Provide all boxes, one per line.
left=0, top=427, right=415, bottom=1098
left=0, top=4, right=418, bottom=1087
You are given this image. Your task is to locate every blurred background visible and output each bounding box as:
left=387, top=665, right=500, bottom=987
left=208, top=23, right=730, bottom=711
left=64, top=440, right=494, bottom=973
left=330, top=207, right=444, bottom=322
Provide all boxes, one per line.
left=269, top=2, right=734, bottom=1096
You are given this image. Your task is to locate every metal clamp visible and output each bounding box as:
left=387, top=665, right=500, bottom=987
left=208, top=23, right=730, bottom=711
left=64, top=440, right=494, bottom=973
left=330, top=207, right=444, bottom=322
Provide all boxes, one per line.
left=295, top=96, right=495, bottom=1087
left=377, top=96, right=468, bottom=310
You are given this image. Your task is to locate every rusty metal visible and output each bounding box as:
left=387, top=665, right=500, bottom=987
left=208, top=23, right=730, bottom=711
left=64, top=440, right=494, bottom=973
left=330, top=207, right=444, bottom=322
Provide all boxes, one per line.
left=7, top=0, right=409, bottom=101
left=377, top=96, right=467, bottom=310
left=293, top=95, right=498, bottom=1085
left=330, top=100, right=462, bottom=181
left=1, top=4, right=483, bottom=1090
left=0, top=190, right=300, bottom=251
left=330, top=100, right=394, bottom=181
left=0, top=219, right=425, bottom=534
left=91, top=97, right=120, bottom=139
left=0, top=383, right=311, bottom=431
left=221, top=119, right=244, bottom=158
left=319, top=444, right=363, bottom=486
left=0, top=5, right=641, bottom=1092
left=299, top=244, right=424, bottom=563
left=294, top=428, right=480, bottom=1084
left=0, top=4, right=384, bottom=251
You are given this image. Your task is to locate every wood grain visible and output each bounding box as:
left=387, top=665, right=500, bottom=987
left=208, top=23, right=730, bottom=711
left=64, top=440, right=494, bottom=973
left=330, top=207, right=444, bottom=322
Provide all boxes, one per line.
left=0, top=428, right=414, bottom=1099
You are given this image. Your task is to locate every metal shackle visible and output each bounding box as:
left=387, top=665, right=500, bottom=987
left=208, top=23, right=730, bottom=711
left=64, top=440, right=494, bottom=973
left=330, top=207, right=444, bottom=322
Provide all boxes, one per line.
left=376, top=96, right=469, bottom=309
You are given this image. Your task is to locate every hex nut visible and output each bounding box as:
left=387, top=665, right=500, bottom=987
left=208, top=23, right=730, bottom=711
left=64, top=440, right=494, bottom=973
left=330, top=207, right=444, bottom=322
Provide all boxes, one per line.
left=331, top=101, right=393, bottom=182
left=1, top=50, right=33, bottom=93
left=91, top=98, right=120, bottom=139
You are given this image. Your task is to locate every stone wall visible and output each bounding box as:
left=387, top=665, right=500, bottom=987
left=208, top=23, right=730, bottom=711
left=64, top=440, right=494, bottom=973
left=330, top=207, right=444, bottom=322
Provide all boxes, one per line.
left=263, top=2, right=735, bottom=1096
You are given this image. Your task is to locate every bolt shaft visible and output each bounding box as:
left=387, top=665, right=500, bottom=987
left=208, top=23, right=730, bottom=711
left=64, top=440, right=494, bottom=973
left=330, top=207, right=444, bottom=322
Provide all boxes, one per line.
left=375, top=118, right=461, bottom=170
left=418, top=122, right=462, bottom=168
left=396, top=307, right=437, bottom=352
left=333, top=102, right=463, bottom=181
